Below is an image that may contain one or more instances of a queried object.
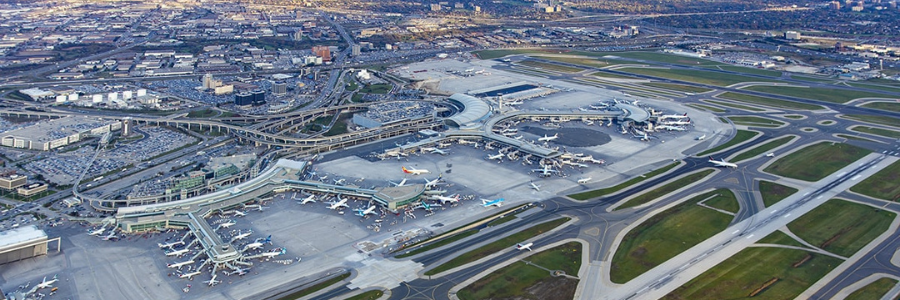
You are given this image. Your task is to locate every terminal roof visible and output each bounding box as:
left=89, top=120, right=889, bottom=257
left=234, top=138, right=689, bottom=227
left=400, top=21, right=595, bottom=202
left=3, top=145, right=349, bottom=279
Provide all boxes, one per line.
left=0, top=225, right=47, bottom=250
left=446, top=93, right=491, bottom=128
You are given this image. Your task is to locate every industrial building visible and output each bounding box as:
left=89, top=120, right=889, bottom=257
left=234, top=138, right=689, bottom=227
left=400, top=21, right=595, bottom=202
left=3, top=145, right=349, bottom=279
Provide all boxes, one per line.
left=0, top=226, right=59, bottom=265
left=0, top=116, right=122, bottom=151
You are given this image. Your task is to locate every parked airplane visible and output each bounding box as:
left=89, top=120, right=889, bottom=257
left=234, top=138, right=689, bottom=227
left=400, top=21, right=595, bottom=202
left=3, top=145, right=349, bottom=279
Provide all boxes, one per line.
left=326, top=197, right=349, bottom=210
left=487, top=152, right=504, bottom=161
left=532, top=165, right=558, bottom=177
left=158, top=241, right=185, bottom=249
left=577, top=177, right=592, bottom=184
left=530, top=182, right=541, bottom=191
left=166, top=248, right=189, bottom=257
left=402, top=166, right=430, bottom=175
left=226, top=267, right=250, bottom=276
left=35, top=275, right=58, bottom=289
left=88, top=227, right=105, bottom=236
left=167, top=260, right=194, bottom=269
left=433, top=194, right=460, bottom=205
left=217, top=221, right=236, bottom=229
left=179, top=271, right=202, bottom=280
left=538, top=133, right=559, bottom=142
left=260, top=249, right=286, bottom=259
left=481, top=198, right=505, bottom=208
left=221, top=210, right=246, bottom=217
left=231, top=230, right=252, bottom=243
left=354, top=206, right=377, bottom=217
left=414, top=200, right=441, bottom=211
left=333, top=178, right=346, bottom=185
left=424, top=176, right=442, bottom=189
left=390, top=178, right=408, bottom=187
left=708, top=157, right=738, bottom=168
left=658, top=125, right=686, bottom=131
left=661, top=113, right=689, bottom=119
left=696, top=134, right=707, bottom=141
left=516, top=242, right=533, bottom=251
left=204, top=274, right=221, bottom=287
left=298, top=195, right=317, bottom=204
left=101, top=231, right=119, bottom=241
left=430, top=148, right=448, bottom=155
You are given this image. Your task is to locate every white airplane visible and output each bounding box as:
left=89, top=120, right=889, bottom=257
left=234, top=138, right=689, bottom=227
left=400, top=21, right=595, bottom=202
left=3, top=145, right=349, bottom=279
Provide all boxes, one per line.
left=390, top=178, right=408, bottom=187
left=577, top=177, right=592, bottom=184
left=420, top=147, right=437, bottom=153
left=658, top=125, right=686, bottom=131
left=433, top=194, right=460, bottom=205
left=458, top=139, right=476, bottom=146
left=180, top=271, right=202, bottom=280
left=766, top=152, right=775, bottom=157
left=538, top=133, right=559, bottom=142
left=436, top=142, right=451, bottom=148
left=101, top=231, right=118, bottom=241
left=326, top=197, right=349, bottom=210
left=424, top=176, right=442, bottom=189
left=481, top=198, right=504, bottom=208
left=660, top=119, right=691, bottom=126
left=431, top=148, right=448, bottom=155
left=35, top=275, right=58, bottom=289
left=414, top=200, right=441, bottom=211
left=333, top=178, right=346, bottom=185
left=260, top=248, right=287, bottom=258
left=354, top=206, right=377, bottom=217
left=696, top=134, right=707, bottom=141
left=402, top=166, right=430, bottom=175
left=217, top=221, right=236, bottom=229
left=530, top=182, right=541, bottom=191
left=298, top=195, right=317, bottom=204
left=231, top=230, right=252, bottom=242
left=88, top=227, right=106, bottom=236
left=661, top=113, right=689, bottom=119
left=244, top=242, right=264, bottom=251
left=221, top=210, right=246, bottom=217
left=167, top=260, right=195, bottom=269
left=159, top=241, right=185, bottom=249
left=166, top=248, right=190, bottom=256
left=516, top=242, right=533, bottom=251
left=487, top=152, right=504, bottom=161
left=532, top=165, right=558, bottom=177
left=226, top=267, right=250, bottom=276
left=204, top=274, right=221, bottom=287
left=708, top=156, right=738, bottom=168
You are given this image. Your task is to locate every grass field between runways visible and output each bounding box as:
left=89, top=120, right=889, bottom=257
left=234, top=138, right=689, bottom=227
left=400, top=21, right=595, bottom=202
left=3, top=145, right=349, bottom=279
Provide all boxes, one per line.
left=787, top=198, right=895, bottom=257
left=662, top=247, right=843, bottom=300
left=610, top=189, right=736, bottom=283
left=764, top=142, right=870, bottom=182
left=850, top=160, right=900, bottom=202
left=457, top=242, right=582, bottom=300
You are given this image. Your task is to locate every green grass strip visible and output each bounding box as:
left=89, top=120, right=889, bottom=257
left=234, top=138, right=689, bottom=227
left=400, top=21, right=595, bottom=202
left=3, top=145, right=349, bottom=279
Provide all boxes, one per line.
left=731, top=136, right=797, bottom=163
left=615, top=169, right=716, bottom=211
left=568, top=162, right=681, bottom=200
left=746, top=85, right=894, bottom=104
left=756, top=230, right=807, bottom=248
left=458, top=242, right=582, bottom=300
left=851, top=126, right=900, bottom=139
left=697, top=130, right=759, bottom=156
left=846, top=277, right=899, bottom=300
left=344, top=290, right=384, bottom=300
left=843, top=114, right=900, bottom=128
left=424, top=217, right=570, bottom=276
left=641, top=82, right=713, bottom=93
left=717, top=92, right=823, bottom=110
left=276, top=272, right=351, bottom=300
left=704, top=99, right=765, bottom=112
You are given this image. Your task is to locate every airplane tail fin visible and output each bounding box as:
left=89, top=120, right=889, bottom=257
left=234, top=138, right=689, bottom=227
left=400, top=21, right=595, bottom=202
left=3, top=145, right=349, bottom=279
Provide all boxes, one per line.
left=708, top=156, right=715, bottom=161
left=402, top=167, right=410, bottom=173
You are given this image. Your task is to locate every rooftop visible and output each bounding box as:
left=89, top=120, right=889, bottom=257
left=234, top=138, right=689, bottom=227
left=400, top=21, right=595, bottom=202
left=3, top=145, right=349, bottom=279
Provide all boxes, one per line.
left=446, top=93, right=492, bottom=128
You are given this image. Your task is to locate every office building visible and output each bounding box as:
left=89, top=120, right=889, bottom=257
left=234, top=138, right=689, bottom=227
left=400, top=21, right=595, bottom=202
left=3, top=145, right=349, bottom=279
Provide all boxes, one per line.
left=351, top=44, right=361, bottom=57
left=312, top=45, right=331, bottom=62
left=235, top=92, right=254, bottom=106
left=0, top=174, right=26, bottom=190
left=273, top=82, right=287, bottom=96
